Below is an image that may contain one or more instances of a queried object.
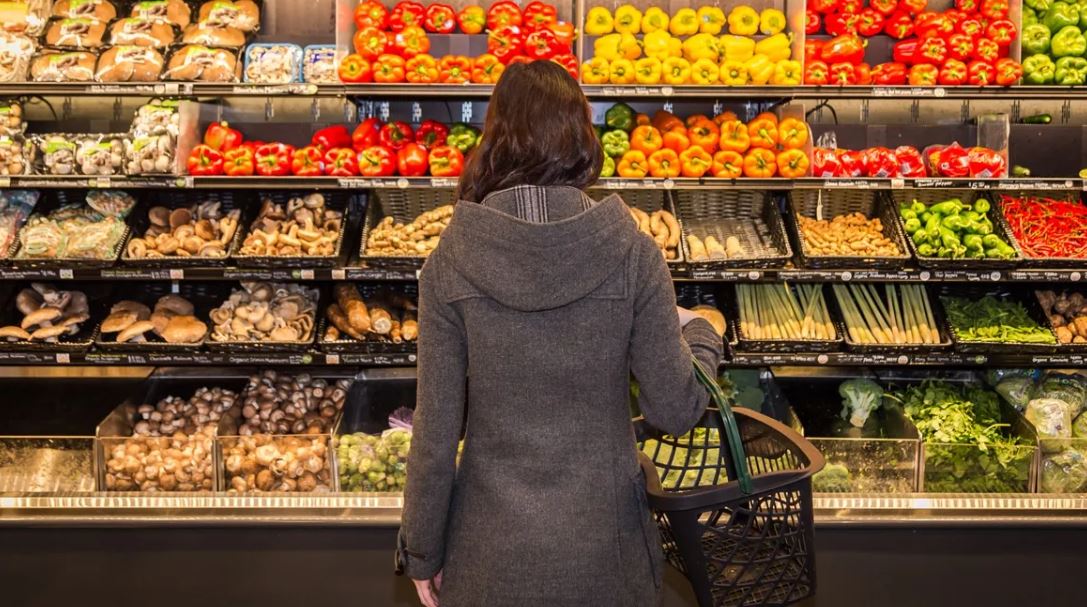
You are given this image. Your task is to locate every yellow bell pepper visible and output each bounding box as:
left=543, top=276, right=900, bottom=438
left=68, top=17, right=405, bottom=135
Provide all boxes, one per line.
left=662, top=57, right=691, bottom=84
left=682, top=33, right=720, bottom=63
left=641, top=6, right=670, bottom=34
left=610, top=58, right=636, bottom=84
left=667, top=36, right=683, bottom=58
left=585, top=7, right=614, bottom=36
left=669, top=8, right=699, bottom=36
left=744, top=54, right=773, bottom=85
left=759, top=8, right=787, bottom=35
left=582, top=57, right=610, bottom=84
left=635, top=57, right=663, bottom=84
left=720, top=35, right=755, bottom=63
left=614, top=5, right=642, bottom=34
left=618, top=33, right=642, bottom=60
left=727, top=6, right=759, bottom=36
left=755, top=33, right=792, bottom=63
left=594, top=33, right=622, bottom=62
left=642, top=30, right=674, bottom=61
left=690, top=58, right=719, bottom=84
left=771, top=59, right=802, bottom=85
left=720, top=60, right=748, bottom=85
left=696, top=6, right=725, bottom=35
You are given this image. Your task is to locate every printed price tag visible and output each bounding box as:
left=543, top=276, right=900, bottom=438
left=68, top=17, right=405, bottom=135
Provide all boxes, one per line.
left=0, top=176, right=10, bottom=188
left=300, top=269, right=315, bottom=280
left=332, top=269, right=346, bottom=280
left=59, top=269, right=73, bottom=279
left=55, top=353, right=70, bottom=364
left=890, top=178, right=904, bottom=189
left=169, top=269, right=184, bottom=280
left=325, top=354, right=340, bottom=365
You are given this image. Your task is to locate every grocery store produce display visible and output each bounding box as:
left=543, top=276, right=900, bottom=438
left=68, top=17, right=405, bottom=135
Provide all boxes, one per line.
left=1020, top=0, right=1087, bottom=84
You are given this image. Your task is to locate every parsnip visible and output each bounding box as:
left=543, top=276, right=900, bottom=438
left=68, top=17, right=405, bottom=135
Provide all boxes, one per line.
left=335, top=284, right=371, bottom=333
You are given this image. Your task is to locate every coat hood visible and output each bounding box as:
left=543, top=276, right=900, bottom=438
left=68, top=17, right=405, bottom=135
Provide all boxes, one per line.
left=440, top=188, right=638, bottom=312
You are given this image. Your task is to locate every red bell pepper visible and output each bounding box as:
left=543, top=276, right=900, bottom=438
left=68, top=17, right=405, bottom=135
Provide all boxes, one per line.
left=338, top=54, right=372, bottom=83
left=855, top=62, right=872, bottom=84
left=863, top=147, right=900, bottom=177
left=427, top=145, right=464, bottom=177
left=810, top=0, right=839, bottom=14
left=550, top=52, right=578, bottom=79
left=979, top=0, right=1008, bottom=19
left=804, top=40, right=824, bottom=65
left=893, top=38, right=919, bottom=64
left=291, top=146, right=323, bottom=176
left=424, top=4, right=456, bottom=33
left=805, top=10, right=821, bottom=34
left=392, top=26, right=430, bottom=58
left=900, top=0, right=927, bottom=13
left=821, top=34, right=866, bottom=64
left=972, top=37, right=999, bottom=63
left=954, top=0, right=978, bottom=12
left=804, top=60, right=830, bottom=85
left=856, top=8, right=885, bottom=36
left=872, top=61, right=907, bottom=84
left=811, top=147, right=843, bottom=177
left=488, top=25, right=524, bottom=64
left=457, top=5, right=486, bottom=34
left=311, top=125, right=352, bottom=153
left=204, top=121, right=243, bottom=151
left=967, top=146, right=1005, bottom=178
left=415, top=120, right=449, bottom=149
left=239, top=141, right=263, bottom=156
left=938, top=59, right=968, bottom=85
left=947, top=33, right=975, bottom=62
left=942, top=9, right=966, bottom=27
left=255, top=143, right=294, bottom=177
left=870, top=0, right=898, bottom=16
left=397, top=143, right=429, bottom=176
left=438, top=54, right=472, bottom=83
left=487, top=0, right=522, bottom=30
left=915, top=13, right=952, bottom=38
left=840, top=0, right=863, bottom=13
left=829, top=62, right=858, bottom=84
left=352, top=118, right=382, bottom=151
left=359, top=146, right=396, bottom=177
left=187, top=144, right=224, bottom=176
left=223, top=147, right=253, bottom=176
left=883, top=11, right=914, bottom=39
left=967, top=60, right=995, bottom=85
left=354, top=1, right=389, bottom=30
left=471, top=53, right=505, bottom=83
left=354, top=28, right=388, bottom=61
left=547, top=21, right=575, bottom=47
left=825, top=11, right=860, bottom=36
left=958, top=18, right=983, bottom=39
left=838, top=149, right=866, bottom=176
left=522, top=1, right=557, bottom=31
left=907, top=63, right=938, bottom=85
left=524, top=28, right=561, bottom=60
left=323, top=147, right=359, bottom=177
left=389, top=1, right=425, bottom=32
left=927, top=143, right=969, bottom=177
left=895, top=145, right=926, bottom=177
left=917, top=37, right=948, bottom=64
left=994, top=57, right=1022, bottom=86
left=379, top=121, right=414, bottom=150
left=985, top=19, right=1015, bottom=48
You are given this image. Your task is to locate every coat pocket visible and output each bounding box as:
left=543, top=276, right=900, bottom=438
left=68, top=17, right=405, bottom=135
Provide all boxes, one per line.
left=632, top=471, right=663, bottom=591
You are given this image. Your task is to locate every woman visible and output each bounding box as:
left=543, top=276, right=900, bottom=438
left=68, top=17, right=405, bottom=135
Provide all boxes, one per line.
left=398, top=61, right=724, bottom=607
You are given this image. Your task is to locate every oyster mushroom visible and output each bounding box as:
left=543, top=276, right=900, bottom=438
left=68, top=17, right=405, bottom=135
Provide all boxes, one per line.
left=21, top=307, right=61, bottom=330
left=0, top=326, right=31, bottom=341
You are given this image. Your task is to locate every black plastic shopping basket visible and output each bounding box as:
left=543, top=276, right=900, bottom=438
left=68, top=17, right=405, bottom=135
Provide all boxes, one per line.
left=634, top=360, right=825, bottom=607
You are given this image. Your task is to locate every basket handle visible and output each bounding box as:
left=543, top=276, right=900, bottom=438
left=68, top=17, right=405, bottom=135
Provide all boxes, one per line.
left=692, top=357, right=753, bottom=494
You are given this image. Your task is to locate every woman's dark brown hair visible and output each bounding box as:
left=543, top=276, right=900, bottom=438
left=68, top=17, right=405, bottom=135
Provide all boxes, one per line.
left=456, top=60, right=603, bottom=202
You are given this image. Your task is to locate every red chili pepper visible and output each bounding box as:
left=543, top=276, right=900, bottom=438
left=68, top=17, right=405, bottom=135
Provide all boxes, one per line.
left=805, top=10, right=821, bottom=34
left=389, top=1, right=426, bottom=32
left=291, top=146, right=324, bottom=176
left=255, top=143, right=294, bottom=177
left=323, top=147, right=359, bottom=177
left=487, top=0, right=522, bottom=30
left=359, top=146, right=397, bottom=177
left=423, top=4, right=456, bottom=33
left=522, top=1, right=557, bottom=31
left=352, top=118, right=382, bottom=152
left=883, top=11, right=914, bottom=39
left=379, top=121, right=414, bottom=150
left=856, top=8, right=885, bottom=36
left=187, top=144, right=224, bottom=176
left=1003, top=195, right=1087, bottom=259
left=414, top=119, right=449, bottom=149
left=967, top=59, right=995, bottom=85
left=203, top=121, right=242, bottom=151
left=311, top=125, right=352, bottom=152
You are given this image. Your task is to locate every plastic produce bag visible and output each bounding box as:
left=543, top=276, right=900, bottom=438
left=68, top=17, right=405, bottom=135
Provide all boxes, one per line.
left=303, top=45, right=336, bottom=83
left=1026, top=398, right=1072, bottom=454
left=0, top=190, right=39, bottom=258
left=75, top=134, right=127, bottom=175
left=1035, top=372, right=1087, bottom=418
left=1041, top=449, right=1087, bottom=493
left=995, top=376, right=1035, bottom=412
left=0, top=33, right=34, bottom=82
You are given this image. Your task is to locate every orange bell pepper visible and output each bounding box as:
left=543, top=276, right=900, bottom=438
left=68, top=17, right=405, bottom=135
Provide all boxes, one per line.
left=776, top=149, right=810, bottom=178
left=778, top=117, right=809, bottom=150
left=712, top=150, right=744, bottom=179
left=617, top=150, right=648, bottom=178
left=743, top=148, right=777, bottom=177
left=662, top=127, right=690, bottom=154
left=713, top=111, right=738, bottom=126
left=684, top=114, right=710, bottom=127
left=753, top=111, right=779, bottom=124
left=747, top=116, right=779, bottom=150
left=471, top=54, right=505, bottom=83
left=405, top=54, right=439, bottom=83
left=679, top=146, right=712, bottom=178
left=648, top=149, right=681, bottom=178
left=687, top=119, right=719, bottom=153
left=719, top=120, right=750, bottom=154
left=439, top=55, right=473, bottom=83
left=651, top=110, right=683, bottom=132
left=636, top=113, right=651, bottom=126
left=630, top=125, right=663, bottom=156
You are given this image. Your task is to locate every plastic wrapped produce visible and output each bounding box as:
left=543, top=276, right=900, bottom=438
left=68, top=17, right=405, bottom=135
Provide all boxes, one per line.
left=30, top=49, right=96, bottom=81
left=0, top=33, right=34, bottom=82
left=95, top=46, right=164, bottom=82
left=995, top=376, right=1035, bottom=412
left=163, top=45, right=238, bottom=81
left=1041, top=449, right=1087, bottom=493
left=52, top=0, right=118, bottom=20
left=130, top=100, right=180, bottom=137
left=1, top=0, right=49, bottom=36
left=197, top=0, right=260, bottom=31
left=130, top=0, right=191, bottom=28
left=75, top=134, right=127, bottom=175
left=302, top=45, right=336, bottom=84
left=16, top=192, right=132, bottom=260
left=1026, top=398, right=1072, bottom=454
left=0, top=190, right=39, bottom=258
left=0, top=101, right=23, bottom=137
left=0, top=136, right=27, bottom=176
left=1035, top=372, right=1087, bottom=418
left=44, top=17, right=107, bottom=49
left=181, top=22, right=245, bottom=47
left=125, top=133, right=175, bottom=174
left=108, top=17, right=176, bottom=47
left=31, top=134, right=78, bottom=175
left=244, top=43, right=301, bottom=84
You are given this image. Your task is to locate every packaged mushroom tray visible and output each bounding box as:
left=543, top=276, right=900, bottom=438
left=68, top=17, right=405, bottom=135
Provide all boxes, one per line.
left=220, top=370, right=349, bottom=494
left=30, top=133, right=128, bottom=176
left=123, top=197, right=241, bottom=266
left=321, top=284, right=417, bottom=354
left=243, top=43, right=302, bottom=84
left=207, top=281, right=319, bottom=352
left=362, top=198, right=453, bottom=268
left=233, top=192, right=344, bottom=268
left=95, top=288, right=211, bottom=351
left=13, top=190, right=133, bottom=267
left=0, top=283, right=94, bottom=352
left=675, top=191, right=792, bottom=270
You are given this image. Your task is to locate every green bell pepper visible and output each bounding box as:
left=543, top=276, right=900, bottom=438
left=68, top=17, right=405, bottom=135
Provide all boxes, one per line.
left=1023, top=54, right=1057, bottom=84
left=447, top=123, right=481, bottom=154
left=1023, top=6, right=1038, bottom=27
left=601, top=129, right=630, bottom=158
left=1045, top=1, right=1081, bottom=30
left=600, top=155, right=615, bottom=178
left=1026, top=0, right=1052, bottom=11
left=1056, top=55, right=1087, bottom=84
left=1021, top=23, right=1052, bottom=56
left=1051, top=25, right=1087, bottom=57
left=604, top=103, right=635, bottom=133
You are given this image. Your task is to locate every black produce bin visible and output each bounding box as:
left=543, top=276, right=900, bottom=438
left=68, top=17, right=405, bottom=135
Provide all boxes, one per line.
left=787, top=189, right=911, bottom=270
left=934, top=285, right=1059, bottom=355
left=120, top=190, right=251, bottom=268
left=360, top=188, right=455, bottom=270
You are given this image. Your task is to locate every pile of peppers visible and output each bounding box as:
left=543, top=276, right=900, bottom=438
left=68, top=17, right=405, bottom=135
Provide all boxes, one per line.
left=1002, top=194, right=1087, bottom=259
left=1021, top=0, right=1087, bottom=84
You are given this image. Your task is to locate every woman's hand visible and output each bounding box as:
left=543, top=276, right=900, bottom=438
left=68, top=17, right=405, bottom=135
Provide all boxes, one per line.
left=676, top=306, right=700, bottom=327
left=413, top=571, right=442, bottom=607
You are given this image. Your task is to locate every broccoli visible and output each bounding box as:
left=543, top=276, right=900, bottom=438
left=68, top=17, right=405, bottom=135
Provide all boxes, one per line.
left=813, top=463, right=853, bottom=493
left=839, top=379, right=884, bottom=428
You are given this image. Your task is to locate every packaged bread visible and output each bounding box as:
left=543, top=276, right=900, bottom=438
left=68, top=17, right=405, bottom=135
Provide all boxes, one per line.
left=302, top=45, right=336, bottom=83
left=130, top=0, right=191, bottom=28
left=182, top=22, right=245, bottom=48
left=244, top=43, right=301, bottom=84
left=164, top=45, right=239, bottom=81
left=44, top=17, right=107, bottom=48
left=198, top=0, right=260, bottom=32
left=30, top=49, right=97, bottom=81
left=0, top=33, right=34, bottom=82
left=95, top=46, right=164, bottom=81
left=52, top=0, right=117, bottom=21
left=108, top=17, right=176, bottom=47
left=1, top=0, right=49, bottom=36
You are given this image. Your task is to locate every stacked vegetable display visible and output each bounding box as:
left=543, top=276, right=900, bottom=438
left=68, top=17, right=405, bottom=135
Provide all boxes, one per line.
left=186, top=119, right=479, bottom=177
left=581, top=3, right=799, bottom=85
left=598, top=104, right=809, bottom=179
left=340, top=0, right=575, bottom=84
left=1001, top=194, right=1087, bottom=260
left=1021, top=0, right=1087, bottom=84
left=805, top=0, right=1022, bottom=86
left=899, top=197, right=1016, bottom=259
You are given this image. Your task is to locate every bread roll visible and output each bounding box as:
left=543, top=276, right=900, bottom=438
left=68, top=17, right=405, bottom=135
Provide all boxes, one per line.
left=199, top=0, right=260, bottom=32
left=109, top=17, right=176, bottom=48
left=182, top=22, right=245, bottom=48
left=31, top=50, right=97, bottom=82
left=45, top=17, right=107, bottom=49
left=131, top=0, right=191, bottom=28
left=95, top=46, right=164, bottom=82
left=52, top=0, right=117, bottom=21
left=692, top=305, right=727, bottom=338
left=164, top=45, right=239, bottom=81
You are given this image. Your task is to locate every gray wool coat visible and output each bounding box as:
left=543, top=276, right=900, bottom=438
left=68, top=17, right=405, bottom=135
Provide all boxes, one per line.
left=399, top=185, right=724, bottom=606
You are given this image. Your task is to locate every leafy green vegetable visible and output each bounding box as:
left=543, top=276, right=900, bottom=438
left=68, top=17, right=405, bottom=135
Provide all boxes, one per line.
left=941, top=295, right=1057, bottom=345
left=812, top=462, right=853, bottom=493
left=839, top=379, right=883, bottom=428
left=1041, top=448, right=1087, bottom=493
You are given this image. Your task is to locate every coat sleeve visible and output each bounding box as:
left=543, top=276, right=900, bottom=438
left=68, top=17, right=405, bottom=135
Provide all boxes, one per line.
left=399, top=258, right=467, bottom=580
left=630, top=241, right=724, bottom=437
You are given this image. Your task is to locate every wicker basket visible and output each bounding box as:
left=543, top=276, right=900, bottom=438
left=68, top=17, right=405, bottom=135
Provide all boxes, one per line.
left=728, top=283, right=843, bottom=354
left=120, top=191, right=250, bottom=268
left=788, top=189, right=910, bottom=270
left=992, top=190, right=1087, bottom=269
left=828, top=283, right=953, bottom=354
left=359, top=188, right=456, bottom=270
left=673, top=190, right=792, bottom=270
